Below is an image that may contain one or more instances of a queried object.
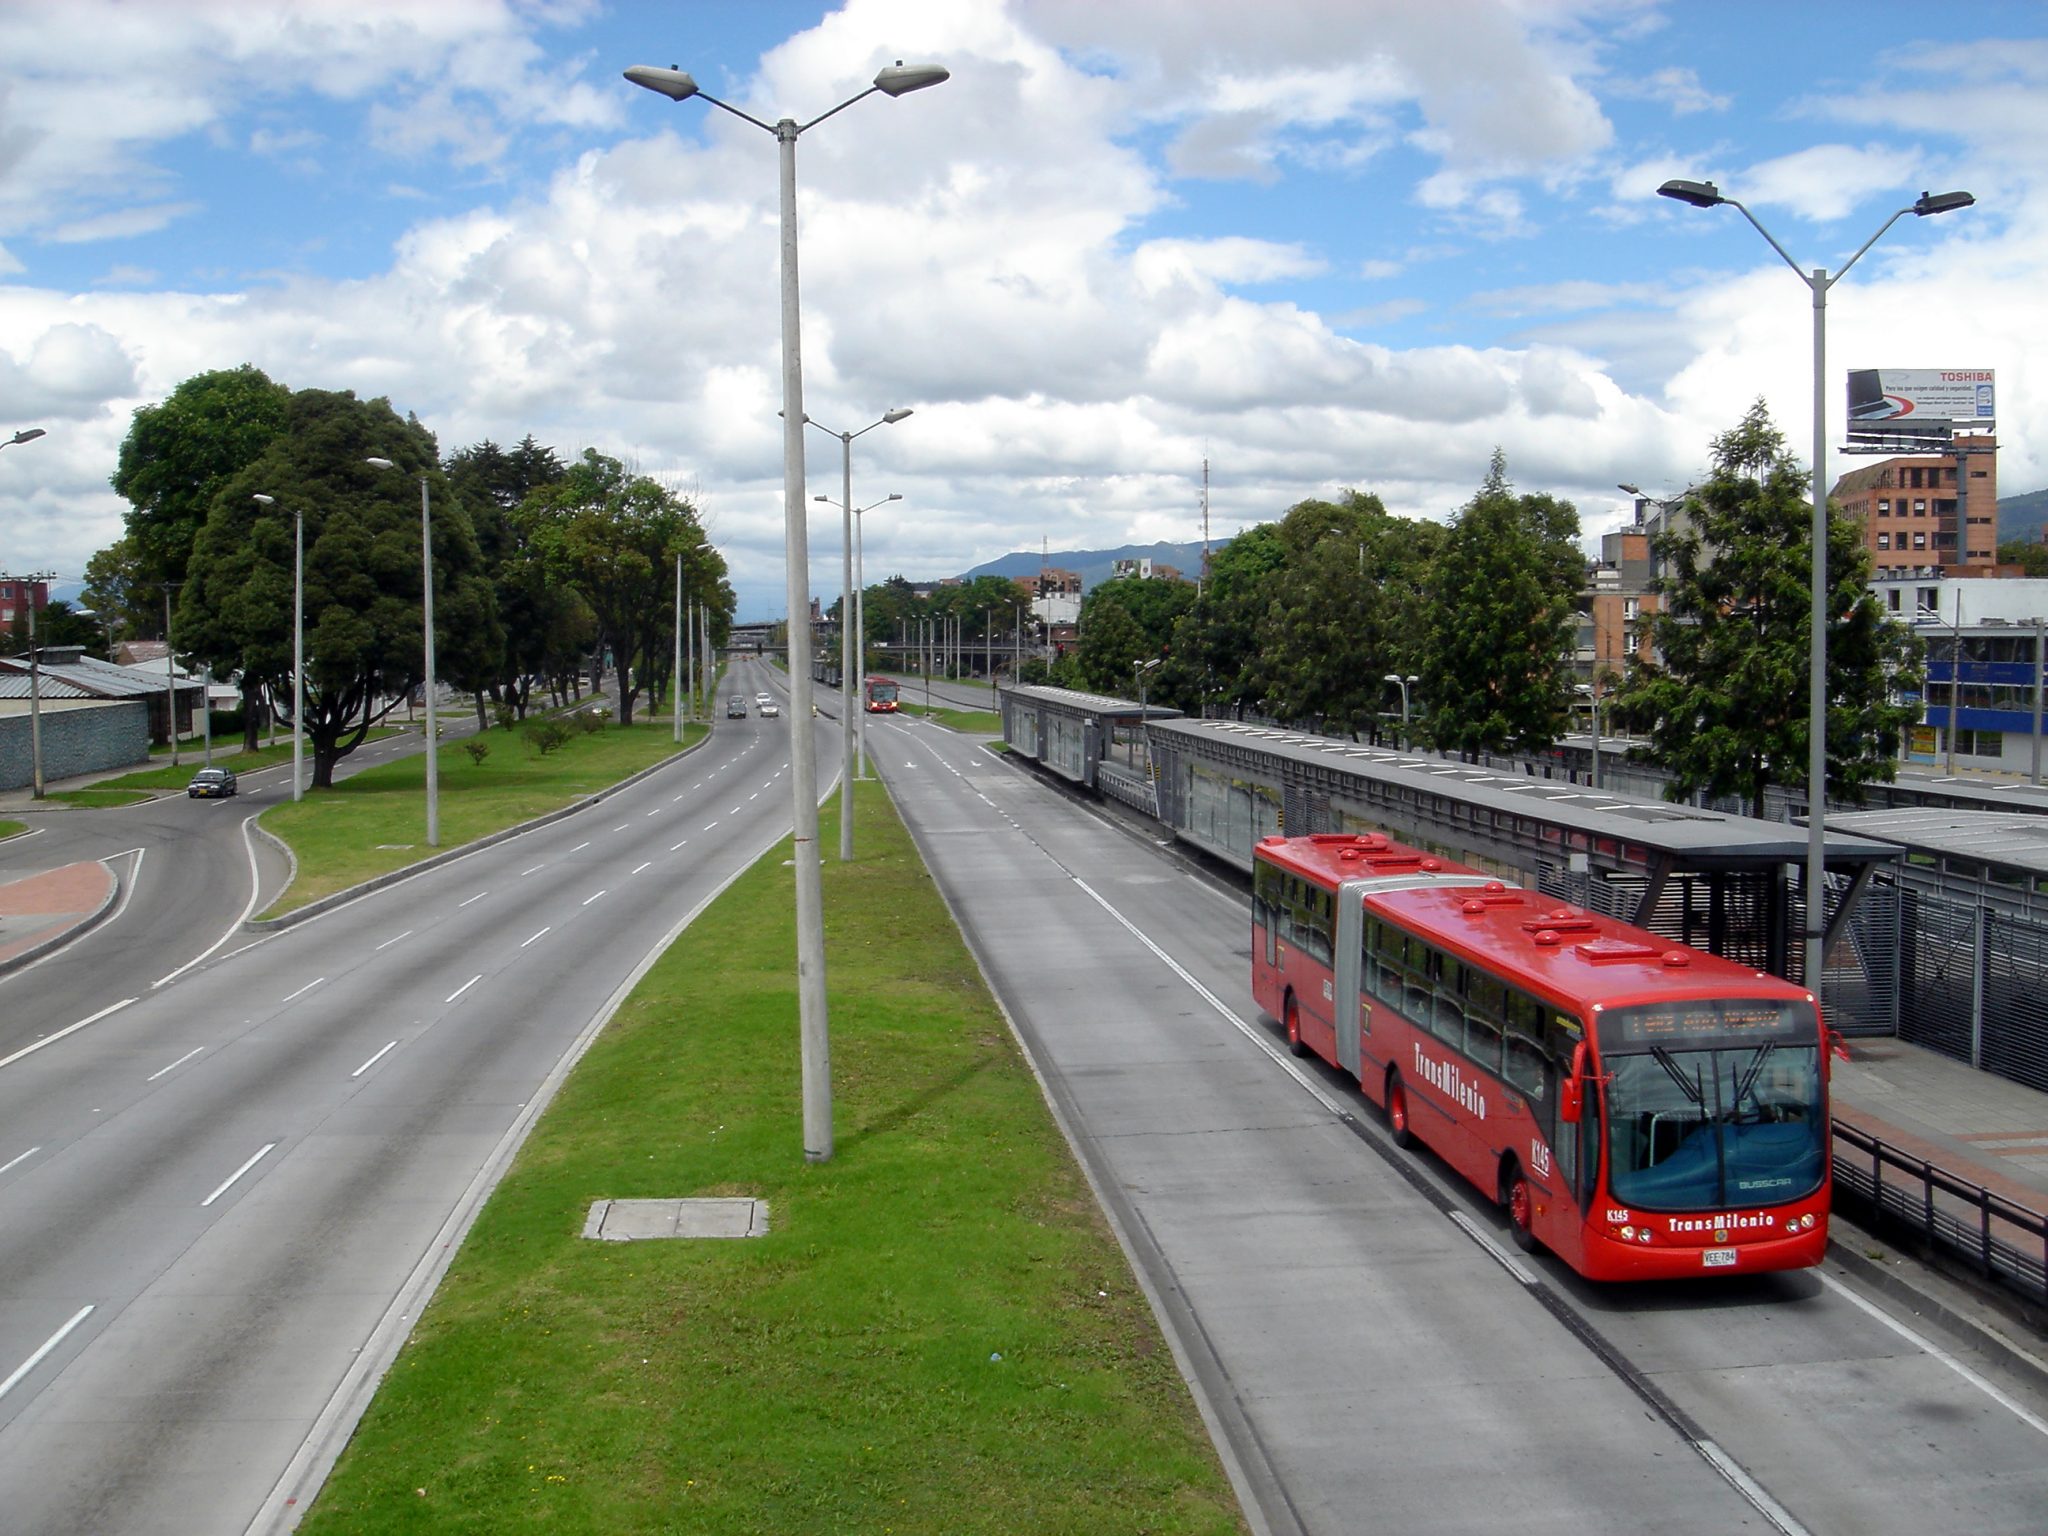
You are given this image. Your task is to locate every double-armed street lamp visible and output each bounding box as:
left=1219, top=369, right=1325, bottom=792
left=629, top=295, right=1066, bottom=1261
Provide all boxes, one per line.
left=251, top=494, right=305, bottom=802
left=364, top=457, right=438, bottom=847
left=804, top=406, right=911, bottom=857
left=626, top=53, right=948, bottom=1164
left=1384, top=672, right=1418, bottom=747
left=814, top=488, right=902, bottom=803
left=1657, top=176, right=1974, bottom=992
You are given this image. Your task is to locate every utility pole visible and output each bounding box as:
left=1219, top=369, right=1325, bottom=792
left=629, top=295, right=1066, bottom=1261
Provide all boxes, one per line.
left=3, top=570, right=53, bottom=797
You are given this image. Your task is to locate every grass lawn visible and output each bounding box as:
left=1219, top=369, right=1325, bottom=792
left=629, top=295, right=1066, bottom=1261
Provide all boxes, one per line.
left=46, top=788, right=155, bottom=808
left=296, top=777, right=1246, bottom=1536
left=895, top=699, right=1003, bottom=734
left=0, top=819, right=25, bottom=840
left=260, top=719, right=702, bottom=915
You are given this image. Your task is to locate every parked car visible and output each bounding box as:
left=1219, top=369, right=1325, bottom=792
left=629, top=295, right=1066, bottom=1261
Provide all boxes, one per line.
left=726, top=697, right=748, bottom=718
left=187, top=766, right=237, bottom=799
left=759, top=701, right=780, bottom=718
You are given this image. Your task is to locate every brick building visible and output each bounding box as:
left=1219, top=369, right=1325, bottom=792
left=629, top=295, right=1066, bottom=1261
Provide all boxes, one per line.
left=1831, top=435, right=1998, bottom=575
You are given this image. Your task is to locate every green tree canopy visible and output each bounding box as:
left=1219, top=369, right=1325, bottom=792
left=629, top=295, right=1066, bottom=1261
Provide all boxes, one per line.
left=1420, top=449, right=1581, bottom=758
left=1611, top=400, right=1921, bottom=815
left=111, top=364, right=291, bottom=588
left=80, top=535, right=157, bottom=648
left=179, top=388, right=498, bottom=786
left=1075, top=574, right=1195, bottom=693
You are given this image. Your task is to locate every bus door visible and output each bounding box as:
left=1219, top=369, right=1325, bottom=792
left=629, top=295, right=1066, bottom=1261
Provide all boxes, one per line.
left=1333, top=880, right=1367, bottom=1077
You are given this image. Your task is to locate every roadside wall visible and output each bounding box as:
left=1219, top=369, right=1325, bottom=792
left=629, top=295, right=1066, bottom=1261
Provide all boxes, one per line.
left=0, top=700, right=151, bottom=790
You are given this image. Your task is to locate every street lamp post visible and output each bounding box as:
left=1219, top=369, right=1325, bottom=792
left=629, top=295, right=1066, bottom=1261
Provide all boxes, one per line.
left=1915, top=603, right=1963, bottom=776
left=816, top=488, right=900, bottom=799
left=673, top=553, right=684, bottom=745
left=804, top=407, right=911, bottom=858
left=1658, top=177, right=1973, bottom=991
left=252, top=495, right=304, bottom=802
left=364, top=457, right=438, bottom=846
left=628, top=55, right=947, bottom=1163
left=1, top=432, right=49, bottom=797
left=1383, top=672, right=1418, bottom=747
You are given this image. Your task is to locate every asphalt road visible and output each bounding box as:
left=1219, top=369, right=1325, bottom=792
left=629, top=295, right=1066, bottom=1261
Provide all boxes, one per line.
left=0, top=660, right=823, bottom=1535
left=868, top=707, right=2048, bottom=1536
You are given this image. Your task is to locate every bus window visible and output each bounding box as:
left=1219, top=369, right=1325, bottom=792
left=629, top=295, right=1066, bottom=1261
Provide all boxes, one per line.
left=1465, top=1010, right=1503, bottom=1074
left=1432, top=988, right=1465, bottom=1044
left=1505, top=1032, right=1547, bottom=1098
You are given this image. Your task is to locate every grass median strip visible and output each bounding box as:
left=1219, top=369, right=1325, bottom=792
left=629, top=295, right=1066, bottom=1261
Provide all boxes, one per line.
left=260, top=720, right=702, bottom=915
left=297, top=776, right=1247, bottom=1536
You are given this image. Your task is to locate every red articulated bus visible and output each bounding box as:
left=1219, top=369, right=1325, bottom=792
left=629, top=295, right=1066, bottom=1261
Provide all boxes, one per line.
left=1251, top=831, right=1832, bottom=1280
left=864, top=675, right=900, bottom=713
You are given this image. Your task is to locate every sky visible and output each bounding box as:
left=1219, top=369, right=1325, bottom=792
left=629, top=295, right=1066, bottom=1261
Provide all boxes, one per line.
left=0, top=0, right=2041, bottom=622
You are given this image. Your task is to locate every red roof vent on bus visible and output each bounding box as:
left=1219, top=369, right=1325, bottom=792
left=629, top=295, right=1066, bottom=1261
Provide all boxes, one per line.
left=1533, top=929, right=1563, bottom=946
left=1521, top=907, right=1598, bottom=936
left=1575, top=937, right=1662, bottom=963
left=1662, top=951, right=1692, bottom=968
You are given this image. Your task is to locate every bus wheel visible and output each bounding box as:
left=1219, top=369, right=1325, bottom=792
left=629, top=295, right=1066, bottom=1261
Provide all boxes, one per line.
left=1384, top=1069, right=1415, bottom=1149
left=1284, top=997, right=1308, bottom=1058
left=1503, top=1164, right=1539, bottom=1254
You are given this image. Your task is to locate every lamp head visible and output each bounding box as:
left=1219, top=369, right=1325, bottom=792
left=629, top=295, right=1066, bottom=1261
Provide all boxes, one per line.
left=814, top=494, right=830, bottom=503
left=8, top=427, right=46, bottom=446
left=1658, top=178, right=1724, bottom=209
left=252, top=494, right=275, bottom=506
left=1618, top=482, right=1643, bottom=497
left=625, top=65, right=700, bottom=102
left=873, top=62, right=948, bottom=97
left=882, top=408, right=913, bottom=424
left=1913, top=189, right=1974, bottom=217
left=886, top=493, right=902, bottom=501
left=364, top=456, right=394, bottom=470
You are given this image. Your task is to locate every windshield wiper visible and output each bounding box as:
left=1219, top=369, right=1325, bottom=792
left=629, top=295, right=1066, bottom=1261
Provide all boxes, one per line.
left=1651, top=1046, right=1705, bottom=1106
left=1728, top=1041, right=1777, bottom=1121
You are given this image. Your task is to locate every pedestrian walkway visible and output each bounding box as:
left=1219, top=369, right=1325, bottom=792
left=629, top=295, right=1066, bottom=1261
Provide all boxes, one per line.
left=0, top=860, right=118, bottom=970
left=1835, top=1039, right=2048, bottom=1207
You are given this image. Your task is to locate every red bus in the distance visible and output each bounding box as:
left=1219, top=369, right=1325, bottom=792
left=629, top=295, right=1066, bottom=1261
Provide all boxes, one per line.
left=1251, top=831, right=1832, bottom=1281
left=864, top=675, right=900, bottom=713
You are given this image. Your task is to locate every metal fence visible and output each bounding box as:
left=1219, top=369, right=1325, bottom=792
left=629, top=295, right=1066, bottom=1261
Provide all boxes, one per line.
left=1832, top=1119, right=2048, bottom=1309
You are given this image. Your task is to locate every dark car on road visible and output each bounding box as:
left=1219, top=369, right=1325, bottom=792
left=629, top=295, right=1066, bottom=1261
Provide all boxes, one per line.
left=187, top=767, right=237, bottom=799
left=726, top=697, right=747, bottom=718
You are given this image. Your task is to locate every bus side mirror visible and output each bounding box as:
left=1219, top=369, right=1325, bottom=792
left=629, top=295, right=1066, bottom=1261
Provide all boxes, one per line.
left=1559, top=1079, right=1583, bottom=1124
left=1559, top=1039, right=1590, bottom=1124
left=1828, top=1030, right=1850, bottom=1063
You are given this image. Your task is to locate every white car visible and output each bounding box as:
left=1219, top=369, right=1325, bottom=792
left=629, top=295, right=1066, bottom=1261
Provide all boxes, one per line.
left=759, top=701, right=780, bottom=718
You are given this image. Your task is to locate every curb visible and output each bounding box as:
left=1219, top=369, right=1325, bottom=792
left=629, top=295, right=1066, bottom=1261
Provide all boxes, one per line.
left=246, top=733, right=709, bottom=934
left=1826, top=1225, right=2048, bottom=1397
left=0, top=860, right=125, bottom=978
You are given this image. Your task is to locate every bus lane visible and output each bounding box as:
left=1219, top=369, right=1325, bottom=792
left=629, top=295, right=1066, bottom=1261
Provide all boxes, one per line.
left=876, top=715, right=2048, bottom=1536
left=870, top=715, right=1761, bottom=1536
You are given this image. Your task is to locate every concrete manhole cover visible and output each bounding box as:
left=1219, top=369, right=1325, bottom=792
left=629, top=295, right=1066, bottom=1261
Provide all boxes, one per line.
left=582, top=1197, right=770, bottom=1240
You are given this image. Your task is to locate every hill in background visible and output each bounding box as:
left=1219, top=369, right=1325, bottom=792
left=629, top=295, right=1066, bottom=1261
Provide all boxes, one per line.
left=1997, top=485, right=2048, bottom=546
left=959, top=540, right=1221, bottom=592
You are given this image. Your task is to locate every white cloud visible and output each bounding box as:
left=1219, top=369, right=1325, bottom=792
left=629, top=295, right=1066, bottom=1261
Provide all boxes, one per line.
left=1607, top=66, right=1729, bottom=117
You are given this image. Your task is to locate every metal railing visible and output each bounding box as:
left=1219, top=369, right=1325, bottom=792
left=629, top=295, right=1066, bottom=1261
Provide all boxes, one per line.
left=1831, top=1118, right=2048, bottom=1309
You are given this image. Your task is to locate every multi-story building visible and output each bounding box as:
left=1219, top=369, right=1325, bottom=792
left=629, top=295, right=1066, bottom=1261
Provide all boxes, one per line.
left=1578, top=516, right=1662, bottom=701
left=1831, top=434, right=1998, bottom=575
left=0, top=576, right=49, bottom=632
left=1871, top=572, right=2048, bottom=774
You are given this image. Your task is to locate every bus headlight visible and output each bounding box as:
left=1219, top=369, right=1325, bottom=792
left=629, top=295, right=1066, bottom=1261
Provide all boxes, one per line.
left=1619, top=1226, right=1635, bottom=1241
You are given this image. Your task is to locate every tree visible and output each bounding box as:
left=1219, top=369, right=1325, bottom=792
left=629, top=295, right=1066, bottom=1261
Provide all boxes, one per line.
left=1420, top=449, right=1581, bottom=758
left=1075, top=574, right=1194, bottom=693
left=447, top=436, right=579, bottom=720
left=1998, top=539, right=2048, bottom=580
left=111, top=365, right=291, bottom=588
left=79, top=536, right=156, bottom=648
left=179, top=389, right=499, bottom=787
left=1611, top=400, right=1921, bottom=816
left=517, top=451, right=705, bottom=727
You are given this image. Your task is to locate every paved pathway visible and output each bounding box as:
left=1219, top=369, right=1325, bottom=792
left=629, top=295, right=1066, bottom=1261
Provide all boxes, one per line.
left=0, top=860, right=117, bottom=969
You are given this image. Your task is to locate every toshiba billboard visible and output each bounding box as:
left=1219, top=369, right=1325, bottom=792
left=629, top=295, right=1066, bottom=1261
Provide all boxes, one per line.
left=1847, top=368, right=1995, bottom=439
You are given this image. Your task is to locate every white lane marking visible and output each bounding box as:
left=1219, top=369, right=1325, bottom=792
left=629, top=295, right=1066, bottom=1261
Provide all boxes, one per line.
left=282, top=978, right=325, bottom=1003
left=1818, top=1272, right=2048, bottom=1438
left=1696, top=1441, right=1812, bottom=1536
left=153, top=815, right=265, bottom=987
left=520, top=927, right=551, bottom=948
left=350, top=1041, right=399, bottom=1078
left=375, top=930, right=413, bottom=952
left=645, top=808, right=663, bottom=818
left=612, top=823, right=629, bottom=832
left=457, top=891, right=488, bottom=908
left=582, top=890, right=606, bottom=906
left=146, top=1047, right=204, bottom=1083
left=570, top=841, right=591, bottom=852
left=670, top=840, right=688, bottom=851
left=446, top=975, right=483, bottom=1003
left=748, top=792, right=759, bottom=802
left=631, top=862, right=652, bottom=875
left=519, top=864, right=546, bottom=877
left=727, top=806, right=741, bottom=815
left=0, top=1305, right=94, bottom=1403
left=672, top=794, right=685, bottom=802
left=201, top=1142, right=277, bottom=1207
left=0, top=998, right=137, bottom=1072
left=1447, top=1211, right=1539, bottom=1284
left=701, top=822, right=719, bottom=831
left=0, top=1147, right=40, bottom=1176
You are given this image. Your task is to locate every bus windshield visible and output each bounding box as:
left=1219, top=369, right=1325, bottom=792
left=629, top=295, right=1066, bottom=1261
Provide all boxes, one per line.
left=869, top=680, right=898, bottom=703
left=1599, top=1001, right=1825, bottom=1212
